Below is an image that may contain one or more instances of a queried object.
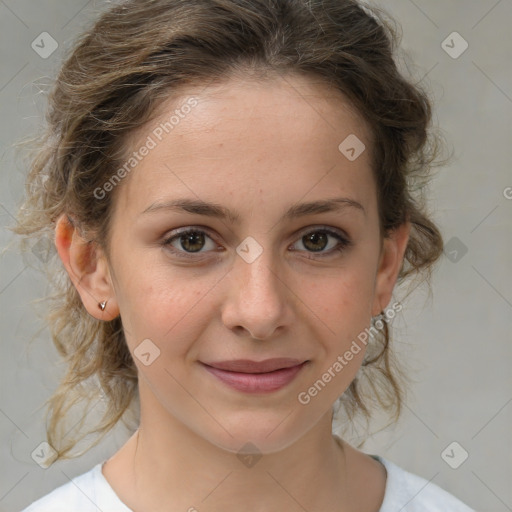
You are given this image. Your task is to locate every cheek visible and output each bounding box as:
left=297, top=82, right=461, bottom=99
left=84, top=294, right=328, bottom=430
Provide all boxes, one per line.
left=299, top=262, right=377, bottom=394
left=305, top=267, right=376, bottom=335
left=302, top=279, right=371, bottom=402
left=115, top=258, right=215, bottom=353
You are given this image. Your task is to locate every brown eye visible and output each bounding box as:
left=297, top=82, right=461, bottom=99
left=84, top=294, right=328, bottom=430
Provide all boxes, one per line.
left=162, top=228, right=217, bottom=258
left=291, top=227, right=352, bottom=257
left=302, top=231, right=329, bottom=252
left=162, top=226, right=351, bottom=261
left=178, top=231, right=206, bottom=252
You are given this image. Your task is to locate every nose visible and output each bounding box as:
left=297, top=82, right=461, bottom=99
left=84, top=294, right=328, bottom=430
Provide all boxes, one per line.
left=221, top=250, right=293, bottom=340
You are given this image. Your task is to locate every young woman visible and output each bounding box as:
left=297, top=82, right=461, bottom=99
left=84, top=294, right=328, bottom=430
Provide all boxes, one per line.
left=14, top=0, right=474, bottom=510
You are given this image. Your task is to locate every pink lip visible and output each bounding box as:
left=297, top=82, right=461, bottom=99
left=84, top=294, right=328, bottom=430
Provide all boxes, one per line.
left=201, top=358, right=308, bottom=393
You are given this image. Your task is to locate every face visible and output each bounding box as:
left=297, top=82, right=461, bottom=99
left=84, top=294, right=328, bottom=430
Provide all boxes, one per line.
left=57, top=72, right=409, bottom=454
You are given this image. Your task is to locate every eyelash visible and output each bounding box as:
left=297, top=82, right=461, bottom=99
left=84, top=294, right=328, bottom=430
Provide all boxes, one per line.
left=161, top=226, right=353, bottom=260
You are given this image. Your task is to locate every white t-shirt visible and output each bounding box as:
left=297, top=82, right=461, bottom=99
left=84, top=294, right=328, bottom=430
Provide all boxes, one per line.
left=21, top=455, right=475, bottom=512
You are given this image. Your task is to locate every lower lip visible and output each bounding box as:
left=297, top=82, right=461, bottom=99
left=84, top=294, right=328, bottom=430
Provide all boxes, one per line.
left=202, top=362, right=308, bottom=393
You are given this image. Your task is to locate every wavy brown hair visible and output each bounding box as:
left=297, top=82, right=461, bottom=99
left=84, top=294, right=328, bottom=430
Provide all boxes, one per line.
left=10, top=0, right=448, bottom=459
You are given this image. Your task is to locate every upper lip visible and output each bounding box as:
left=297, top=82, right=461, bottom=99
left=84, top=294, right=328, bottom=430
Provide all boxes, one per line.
left=202, top=358, right=306, bottom=373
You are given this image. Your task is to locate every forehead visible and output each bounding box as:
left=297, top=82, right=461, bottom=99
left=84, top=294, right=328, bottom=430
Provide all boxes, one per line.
left=127, top=72, right=371, bottom=142
left=115, top=73, right=375, bottom=217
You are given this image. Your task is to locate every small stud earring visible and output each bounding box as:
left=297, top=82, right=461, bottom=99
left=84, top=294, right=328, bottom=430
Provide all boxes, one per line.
left=371, top=311, right=385, bottom=324
left=98, top=300, right=107, bottom=311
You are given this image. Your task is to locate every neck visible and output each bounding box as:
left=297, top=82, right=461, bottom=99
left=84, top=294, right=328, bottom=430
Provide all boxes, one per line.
left=105, top=388, right=355, bottom=512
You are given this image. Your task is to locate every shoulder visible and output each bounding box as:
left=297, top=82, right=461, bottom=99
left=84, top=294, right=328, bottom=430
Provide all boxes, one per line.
left=20, top=463, right=132, bottom=512
left=374, top=455, right=475, bottom=512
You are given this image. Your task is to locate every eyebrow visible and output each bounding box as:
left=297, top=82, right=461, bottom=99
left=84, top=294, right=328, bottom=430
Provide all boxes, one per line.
left=141, top=196, right=366, bottom=222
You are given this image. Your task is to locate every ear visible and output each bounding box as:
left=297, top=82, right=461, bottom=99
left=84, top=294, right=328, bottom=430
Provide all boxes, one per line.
left=54, top=213, right=119, bottom=321
left=371, top=221, right=411, bottom=317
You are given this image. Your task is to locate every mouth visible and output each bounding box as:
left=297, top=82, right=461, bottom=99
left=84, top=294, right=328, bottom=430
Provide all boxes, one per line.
left=200, top=358, right=309, bottom=394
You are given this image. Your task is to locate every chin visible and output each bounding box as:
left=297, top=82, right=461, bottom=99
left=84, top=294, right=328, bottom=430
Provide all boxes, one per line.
left=191, top=407, right=324, bottom=456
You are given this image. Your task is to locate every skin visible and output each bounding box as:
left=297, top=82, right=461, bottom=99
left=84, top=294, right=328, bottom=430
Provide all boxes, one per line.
left=55, top=72, right=410, bottom=512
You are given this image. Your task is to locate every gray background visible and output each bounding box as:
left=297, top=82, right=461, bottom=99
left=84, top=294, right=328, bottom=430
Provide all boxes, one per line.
left=1, top=1, right=511, bottom=511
